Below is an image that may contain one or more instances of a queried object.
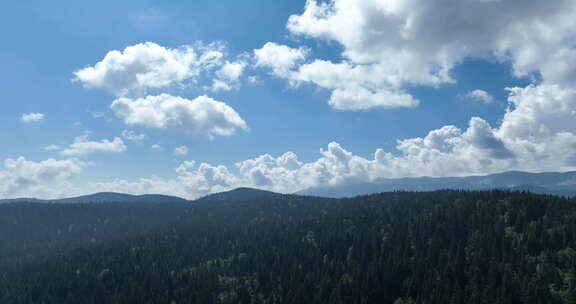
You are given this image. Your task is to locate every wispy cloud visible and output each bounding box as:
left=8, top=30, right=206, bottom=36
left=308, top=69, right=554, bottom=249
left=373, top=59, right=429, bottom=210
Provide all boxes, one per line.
left=21, top=112, right=44, bottom=123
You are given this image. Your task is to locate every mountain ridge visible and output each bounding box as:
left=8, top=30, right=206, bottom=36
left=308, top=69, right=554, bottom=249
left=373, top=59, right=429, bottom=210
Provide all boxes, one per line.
left=0, top=192, right=187, bottom=204
left=297, top=170, right=576, bottom=198
left=3, top=170, right=576, bottom=204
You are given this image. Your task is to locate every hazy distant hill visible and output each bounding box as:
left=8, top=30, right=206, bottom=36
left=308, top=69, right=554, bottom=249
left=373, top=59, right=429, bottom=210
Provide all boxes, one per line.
left=195, top=187, right=281, bottom=203
left=297, top=171, right=576, bottom=197
left=0, top=192, right=187, bottom=204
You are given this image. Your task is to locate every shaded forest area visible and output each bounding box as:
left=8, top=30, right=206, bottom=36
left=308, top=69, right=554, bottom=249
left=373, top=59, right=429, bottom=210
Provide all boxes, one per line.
left=1, top=190, right=576, bottom=303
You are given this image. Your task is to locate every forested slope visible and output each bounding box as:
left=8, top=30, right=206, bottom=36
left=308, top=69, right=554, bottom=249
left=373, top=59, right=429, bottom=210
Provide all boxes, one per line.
left=1, top=190, right=576, bottom=303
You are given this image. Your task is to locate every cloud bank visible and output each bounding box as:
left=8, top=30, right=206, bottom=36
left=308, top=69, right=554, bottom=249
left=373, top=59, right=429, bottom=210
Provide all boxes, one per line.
left=252, top=0, right=576, bottom=110
left=0, top=157, right=87, bottom=199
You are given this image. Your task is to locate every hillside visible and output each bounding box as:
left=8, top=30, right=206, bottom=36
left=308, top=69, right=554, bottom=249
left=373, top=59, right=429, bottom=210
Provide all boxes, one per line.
left=1, top=190, right=576, bottom=303
left=195, top=187, right=280, bottom=203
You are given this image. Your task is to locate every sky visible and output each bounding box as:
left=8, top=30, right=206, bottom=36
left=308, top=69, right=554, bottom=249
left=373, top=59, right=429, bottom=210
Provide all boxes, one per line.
left=2, top=0, right=576, bottom=199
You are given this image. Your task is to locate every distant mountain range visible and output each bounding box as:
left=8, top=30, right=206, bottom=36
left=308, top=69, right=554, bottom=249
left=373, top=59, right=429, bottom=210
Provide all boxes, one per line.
left=2, top=171, right=575, bottom=204
left=0, top=192, right=187, bottom=204
left=297, top=171, right=576, bottom=198
left=0, top=188, right=282, bottom=205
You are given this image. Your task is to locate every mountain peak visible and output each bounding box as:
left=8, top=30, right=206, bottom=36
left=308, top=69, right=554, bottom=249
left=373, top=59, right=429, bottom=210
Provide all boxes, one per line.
left=195, top=187, right=278, bottom=203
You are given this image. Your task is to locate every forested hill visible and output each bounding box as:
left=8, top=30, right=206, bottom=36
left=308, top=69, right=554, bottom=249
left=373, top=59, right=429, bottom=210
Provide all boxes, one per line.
left=2, top=190, right=576, bottom=303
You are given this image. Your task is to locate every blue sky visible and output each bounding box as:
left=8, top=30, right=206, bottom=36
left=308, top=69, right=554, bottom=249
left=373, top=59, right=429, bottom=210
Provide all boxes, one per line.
left=1, top=0, right=575, bottom=199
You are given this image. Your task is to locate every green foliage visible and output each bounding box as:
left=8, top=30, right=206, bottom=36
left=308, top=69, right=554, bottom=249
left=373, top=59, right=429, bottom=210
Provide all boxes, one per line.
left=1, top=190, right=575, bottom=303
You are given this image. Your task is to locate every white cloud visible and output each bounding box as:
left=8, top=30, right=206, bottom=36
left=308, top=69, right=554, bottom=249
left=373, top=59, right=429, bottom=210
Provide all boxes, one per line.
left=212, top=60, right=246, bottom=91
left=173, top=145, right=189, bottom=156
left=461, top=89, right=495, bottom=104
left=121, top=130, right=147, bottom=142
left=111, top=94, right=247, bottom=137
left=499, top=85, right=576, bottom=139
left=74, top=42, right=225, bottom=96
left=495, top=84, right=576, bottom=170
left=253, top=45, right=420, bottom=110
left=253, top=43, right=420, bottom=110
left=44, top=144, right=61, bottom=152
left=0, top=157, right=87, bottom=199
left=253, top=42, right=308, bottom=79
left=21, top=112, right=44, bottom=123
left=248, top=75, right=262, bottom=85
left=60, top=135, right=127, bottom=156
left=175, top=161, right=239, bottom=195
left=249, top=0, right=576, bottom=110
left=151, top=144, right=164, bottom=151
left=297, top=60, right=419, bottom=110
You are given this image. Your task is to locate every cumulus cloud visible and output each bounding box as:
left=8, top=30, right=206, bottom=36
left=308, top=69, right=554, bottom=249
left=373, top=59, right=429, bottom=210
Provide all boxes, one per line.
left=74, top=42, right=224, bottom=96
left=251, top=0, right=576, bottom=110
left=295, top=60, right=420, bottom=110
left=288, top=0, right=576, bottom=84
left=111, top=94, right=247, bottom=137
left=253, top=43, right=420, bottom=110
left=175, top=161, right=240, bottom=195
left=173, top=145, right=189, bottom=156
left=74, top=42, right=249, bottom=139
left=0, top=157, right=87, bottom=199
left=461, top=89, right=495, bottom=104
left=496, top=84, right=576, bottom=170
left=60, top=135, right=127, bottom=156
left=212, top=60, right=247, bottom=91
left=254, top=42, right=308, bottom=79
left=21, top=112, right=44, bottom=123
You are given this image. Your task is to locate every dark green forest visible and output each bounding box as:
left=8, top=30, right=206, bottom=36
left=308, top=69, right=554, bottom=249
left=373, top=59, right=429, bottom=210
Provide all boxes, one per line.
left=1, top=190, right=576, bottom=303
